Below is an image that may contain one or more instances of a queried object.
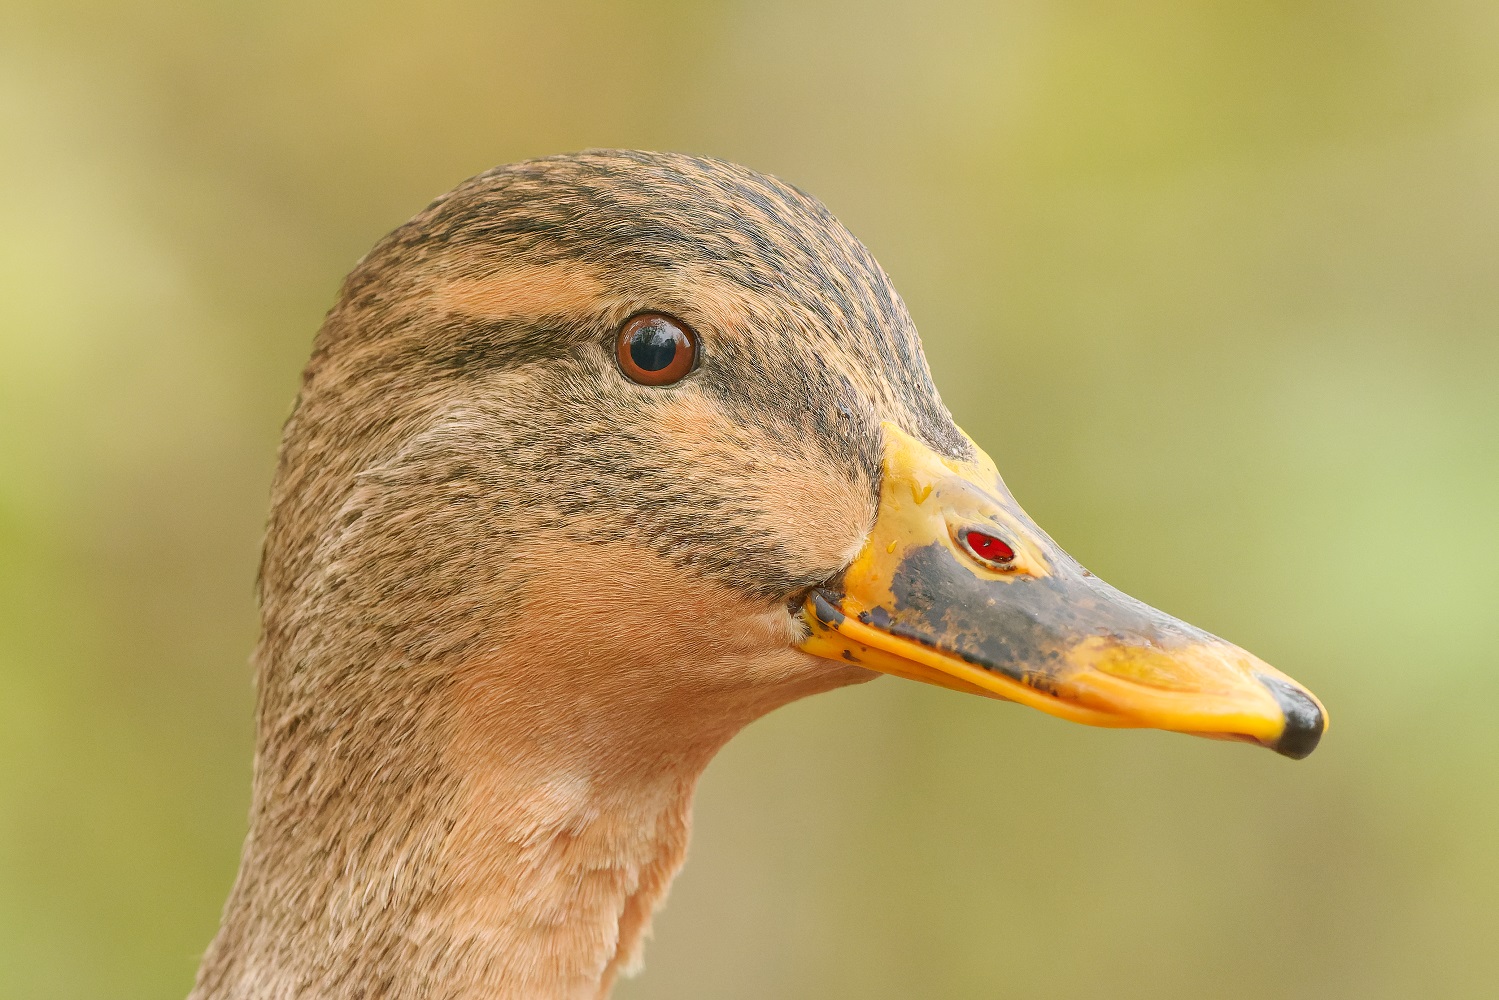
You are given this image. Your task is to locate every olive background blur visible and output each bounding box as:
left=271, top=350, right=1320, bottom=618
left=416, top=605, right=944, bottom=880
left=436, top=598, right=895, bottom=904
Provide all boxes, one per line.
left=3, top=3, right=1496, bottom=998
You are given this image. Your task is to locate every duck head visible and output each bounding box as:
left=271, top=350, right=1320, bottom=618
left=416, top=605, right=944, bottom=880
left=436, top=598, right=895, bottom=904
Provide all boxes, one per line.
left=200, top=150, right=1329, bottom=999
left=263, top=150, right=1323, bottom=766
left=272, top=150, right=1325, bottom=758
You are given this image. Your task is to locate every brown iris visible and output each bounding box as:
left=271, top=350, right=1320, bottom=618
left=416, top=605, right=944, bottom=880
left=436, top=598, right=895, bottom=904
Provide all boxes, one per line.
left=615, top=313, right=698, bottom=386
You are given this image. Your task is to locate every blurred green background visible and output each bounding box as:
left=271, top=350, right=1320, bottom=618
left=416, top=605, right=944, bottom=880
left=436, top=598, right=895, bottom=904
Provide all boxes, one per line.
left=3, top=2, right=1497, bottom=997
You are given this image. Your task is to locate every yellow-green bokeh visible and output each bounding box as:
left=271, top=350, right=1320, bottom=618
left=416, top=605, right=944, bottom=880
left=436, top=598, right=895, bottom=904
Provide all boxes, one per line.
left=2, top=3, right=1496, bottom=997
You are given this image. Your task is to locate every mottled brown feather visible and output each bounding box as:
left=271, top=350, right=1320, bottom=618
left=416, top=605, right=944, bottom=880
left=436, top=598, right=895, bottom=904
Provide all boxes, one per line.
left=191, top=150, right=964, bottom=1000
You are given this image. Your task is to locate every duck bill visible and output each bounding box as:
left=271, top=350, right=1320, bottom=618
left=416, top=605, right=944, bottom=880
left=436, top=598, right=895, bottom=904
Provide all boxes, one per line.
left=799, top=422, right=1327, bottom=759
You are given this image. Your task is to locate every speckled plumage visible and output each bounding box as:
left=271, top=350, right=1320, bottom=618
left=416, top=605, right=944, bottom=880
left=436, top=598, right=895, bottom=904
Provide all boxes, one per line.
left=190, top=148, right=1329, bottom=999
left=192, top=151, right=963, bottom=999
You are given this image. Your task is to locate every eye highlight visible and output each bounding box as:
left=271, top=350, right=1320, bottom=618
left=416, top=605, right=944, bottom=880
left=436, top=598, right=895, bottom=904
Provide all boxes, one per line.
left=615, top=313, right=698, bottom=386
left=961, top=529, right=1016, bottom=569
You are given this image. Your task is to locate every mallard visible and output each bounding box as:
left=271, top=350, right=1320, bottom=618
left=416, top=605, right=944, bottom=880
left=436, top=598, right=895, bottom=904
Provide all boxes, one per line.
left=188, top=150, right=1325, bottom=1000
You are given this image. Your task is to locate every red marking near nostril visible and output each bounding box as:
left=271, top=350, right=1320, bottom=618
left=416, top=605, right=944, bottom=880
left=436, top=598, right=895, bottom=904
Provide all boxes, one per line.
left=965, top=531, right=1015, bottom=564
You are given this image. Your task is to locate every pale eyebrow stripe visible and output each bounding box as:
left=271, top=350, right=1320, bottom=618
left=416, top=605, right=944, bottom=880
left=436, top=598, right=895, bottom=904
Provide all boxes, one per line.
left=432, top=263, right=610, bottom=320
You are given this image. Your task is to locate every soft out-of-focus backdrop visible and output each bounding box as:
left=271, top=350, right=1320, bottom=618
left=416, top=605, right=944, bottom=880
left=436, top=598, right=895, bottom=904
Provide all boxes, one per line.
left=3, top=2, right=1496, bottom=997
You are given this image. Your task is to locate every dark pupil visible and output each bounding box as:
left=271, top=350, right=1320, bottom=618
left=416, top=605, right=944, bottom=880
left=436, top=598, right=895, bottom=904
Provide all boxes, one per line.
left=629, top=323, right=681, bottom=371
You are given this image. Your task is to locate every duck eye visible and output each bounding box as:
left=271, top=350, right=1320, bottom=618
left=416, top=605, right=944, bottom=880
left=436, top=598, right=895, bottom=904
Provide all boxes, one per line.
left=962, top=529, right=1016, bottom=568
left=615, top=313, right=697, bottom=386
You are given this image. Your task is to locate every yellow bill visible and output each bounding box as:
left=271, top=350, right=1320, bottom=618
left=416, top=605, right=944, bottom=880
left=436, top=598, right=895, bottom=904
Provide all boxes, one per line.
left=800, top=422, right=1326, bottom=758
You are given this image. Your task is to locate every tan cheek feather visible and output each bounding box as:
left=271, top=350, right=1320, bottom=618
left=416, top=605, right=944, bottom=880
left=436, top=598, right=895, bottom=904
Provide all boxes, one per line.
left=437, top=535, right=866, bottom=994
left=445, top=532, right=841, bottom=776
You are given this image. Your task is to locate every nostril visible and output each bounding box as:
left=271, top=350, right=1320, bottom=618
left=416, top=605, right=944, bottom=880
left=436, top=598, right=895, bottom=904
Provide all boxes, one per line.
left=961, top=529, right=1015, bottom=567
left=1256, top=673, right=1325, bottom=760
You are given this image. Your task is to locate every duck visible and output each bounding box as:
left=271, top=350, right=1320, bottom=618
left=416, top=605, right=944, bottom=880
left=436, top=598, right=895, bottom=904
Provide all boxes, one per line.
left=187, top=149, right=1326, bottom=1000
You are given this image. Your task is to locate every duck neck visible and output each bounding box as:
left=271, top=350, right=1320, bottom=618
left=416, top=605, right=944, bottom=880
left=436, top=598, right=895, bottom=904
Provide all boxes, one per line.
left=190, top=613, right=855, bottom=1000
left=190, top=669, right=729, bottom=1000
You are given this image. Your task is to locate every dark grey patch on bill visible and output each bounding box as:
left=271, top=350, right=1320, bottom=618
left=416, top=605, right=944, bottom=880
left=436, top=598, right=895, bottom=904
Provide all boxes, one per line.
left=883, top=542, right=1208, bottom=682
left=810, top=589, right=848, bottom=627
